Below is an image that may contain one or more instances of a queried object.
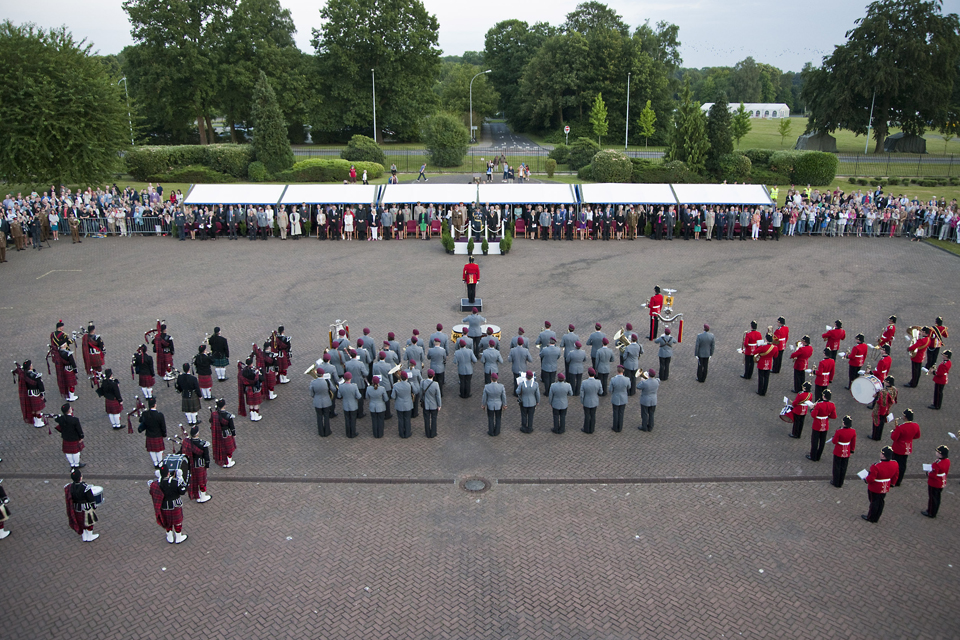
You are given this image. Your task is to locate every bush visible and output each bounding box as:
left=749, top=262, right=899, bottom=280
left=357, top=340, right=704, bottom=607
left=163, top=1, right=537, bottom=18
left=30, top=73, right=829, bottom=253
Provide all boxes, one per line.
left=577, top=163, right=594, bottom=181
left=568, top=137, right=601, bottom=171
left=793, top=152, right=838, bottom=186
left=125, top=144, right=252, bottom=181
left=421, top=112, right=470, bottom=167
left=743, top=148, right=775, bottom=167
left=467, top=237, right=475, bottom=255
left=769, top=150, right=804, bottom=178
left=154, top=165, right=236, bottom=184
left=274, top=159, right=383, bottom=183
left=719, top=152, right=752, bottom=182
left=545, top=158, right=557, bottom=178
left=748, top=168, right=790, bottom=186
left=301, top=218, right=311, bottom=237
left=247, top=161, right=269, bottom=182
left=205, top=144, right=254, bottom=178
left=499, top=227, right=513, bottom=253
left=341, top=135, right=386, bottom=166
left=591, top=149, right=632, bottom=183
left=848, top=176, right=860, bottom=184
left=441, top=222, right=454, bottom=252
left=886, top=177, right=900, bottom=186
left=548, top=144, right=570, bottom=164
left=630, top=159, right=705, bottom=184
left=950, top=177, right=959, bottom=186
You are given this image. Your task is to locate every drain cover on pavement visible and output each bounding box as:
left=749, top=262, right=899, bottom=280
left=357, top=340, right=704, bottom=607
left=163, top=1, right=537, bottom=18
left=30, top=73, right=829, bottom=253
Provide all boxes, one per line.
left=460, top=477, right=491, bottom=493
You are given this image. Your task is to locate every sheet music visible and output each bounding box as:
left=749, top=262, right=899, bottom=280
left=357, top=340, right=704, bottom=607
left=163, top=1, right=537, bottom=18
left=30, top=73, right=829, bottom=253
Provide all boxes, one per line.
left=923, top=464, right=933, bottom=472
left=857, top=469, right=869, bottom=480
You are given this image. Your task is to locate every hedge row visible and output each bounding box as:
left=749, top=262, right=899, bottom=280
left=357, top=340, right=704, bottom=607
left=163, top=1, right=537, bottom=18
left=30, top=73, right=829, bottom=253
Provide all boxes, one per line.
left=126, top=144, right=253, bottom=181
left=272, top=159, right=384, bottom=183
left=766, top=150, right=838, bottom=186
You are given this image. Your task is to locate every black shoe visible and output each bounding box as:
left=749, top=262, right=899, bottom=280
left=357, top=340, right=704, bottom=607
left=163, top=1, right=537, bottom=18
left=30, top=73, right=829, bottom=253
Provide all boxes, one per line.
left=638, top=426, right=648, bottom=431
left=921, top=510, right=934, bottom=518
left=805, top=454, right=815, bottom=461
left=928, top=405, right=939, bottom=410
left=861, top=515, right=871, bottom=521
left=740, top=375, right=750, bottom=379
left=788, top=434, right=800, bottom=439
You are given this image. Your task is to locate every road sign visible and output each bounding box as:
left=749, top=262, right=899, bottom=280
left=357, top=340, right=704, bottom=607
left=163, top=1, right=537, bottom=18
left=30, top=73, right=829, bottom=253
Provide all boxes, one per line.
left=564, top=126, right=570, bottom=134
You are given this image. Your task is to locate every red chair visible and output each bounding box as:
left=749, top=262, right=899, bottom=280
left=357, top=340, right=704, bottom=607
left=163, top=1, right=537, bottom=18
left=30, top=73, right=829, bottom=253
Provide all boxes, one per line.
left=515, top=218, right=526, bottom=238
left=431, top=219, right=442, bottom=236
left=405, top=219, right=417, bottom=237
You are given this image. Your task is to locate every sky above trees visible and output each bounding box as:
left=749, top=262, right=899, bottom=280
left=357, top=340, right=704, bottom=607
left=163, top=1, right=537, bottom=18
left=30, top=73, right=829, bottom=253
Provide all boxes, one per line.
left=10, top=0, right=871, bottom=71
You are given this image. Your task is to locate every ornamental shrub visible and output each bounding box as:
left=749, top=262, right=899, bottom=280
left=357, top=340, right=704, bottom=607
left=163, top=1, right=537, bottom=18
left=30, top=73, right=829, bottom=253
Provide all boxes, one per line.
left=719, top=152, right=752, bottom=182
left=591, top=149, right=632, bottom=183
left=154, top=165, right=236, bottom=184
left=792, top=151, right=838, bottom=186
left=577, top=163, right=594, bottom=181
left=545, top=158, right=557, bottom=178
left=341, top=135, right=386, bottom=166
left=247, top=161, right=268, bottom=182
left=768, top=150, right=804, bottom=178
left=126, top=144, right=253, bottom=181
left=548, top=144, right=570, bottom=164
left=568, top=137, right=601, bottom=171
left=274, top=158, right=383, bottom=182
left=743, top=148, right=774, bottom=167
left=421, top=112, right=470, bottom=167
left=205, top=144, right=254, bottom=178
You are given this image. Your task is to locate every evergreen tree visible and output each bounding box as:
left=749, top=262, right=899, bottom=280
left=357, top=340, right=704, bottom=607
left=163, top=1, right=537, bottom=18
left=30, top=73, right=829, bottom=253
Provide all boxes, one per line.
left=731, top=102, right=752, bottom=149
left=666, top=79, right=710, bottom=174
left=251, top=70, right=294, bottom=174
left=590, top=92, right=609, bottom=145
left=705, top=93, right=733, bottom=175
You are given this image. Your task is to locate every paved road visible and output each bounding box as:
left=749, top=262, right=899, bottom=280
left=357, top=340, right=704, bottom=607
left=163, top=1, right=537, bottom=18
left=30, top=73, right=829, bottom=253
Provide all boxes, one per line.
left=0, top=232, right=958, bottom=638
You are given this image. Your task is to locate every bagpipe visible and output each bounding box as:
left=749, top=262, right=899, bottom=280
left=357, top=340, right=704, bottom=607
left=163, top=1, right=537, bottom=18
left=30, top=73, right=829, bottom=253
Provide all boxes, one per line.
left=144, top=319, right=162, bottom=351
left=125, top=396, right=145, bottom=434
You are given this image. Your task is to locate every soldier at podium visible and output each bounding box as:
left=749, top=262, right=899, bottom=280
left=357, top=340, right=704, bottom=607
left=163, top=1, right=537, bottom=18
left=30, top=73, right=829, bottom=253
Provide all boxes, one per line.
left=463, top=256, right=480, bottom=304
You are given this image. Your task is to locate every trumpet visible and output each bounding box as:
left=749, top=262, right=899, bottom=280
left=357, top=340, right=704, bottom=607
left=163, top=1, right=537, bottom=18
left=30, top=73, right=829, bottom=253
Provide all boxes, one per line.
left=635, top=369, right=650, bottom=380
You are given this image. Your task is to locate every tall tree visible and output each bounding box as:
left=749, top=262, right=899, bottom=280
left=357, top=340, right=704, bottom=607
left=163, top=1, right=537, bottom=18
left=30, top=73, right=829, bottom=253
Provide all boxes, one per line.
left=803, top=0, right=960, bottom=152
left=0, top=21, right=130, bottom=184
left=637, top=100, right=657, bottom=148
left=731, top=102, right=752, bottom=148
left=252, top=71, right=294, bottom=173
left=705, top=93, right=732, bottom=175
left=562, top=1, right=629, bottom=36
left=590, top=92, right=609, bottom=145
left=517, top=32, right=590, bottom=129
left=666, top=79, right=709, bottom=174
left=437, top=63, right=500, bottom=123
left=484, top=20, right=552, bottom=125
left=218, top=0, right=309, bottom=143
left=123, top=0, right=234, bottom=145
left=730, top=56, right=761, bottom=103
left=312, top=0, right=441, bottom=142
left=777, top=117, right=792, bottom=147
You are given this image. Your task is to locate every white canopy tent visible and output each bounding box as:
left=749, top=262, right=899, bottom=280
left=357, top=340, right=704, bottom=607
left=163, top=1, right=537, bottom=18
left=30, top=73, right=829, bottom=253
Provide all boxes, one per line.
left=579, top=183, right=676, bottom=205
left=183, top=184, right=286, bottom=205
left=477, top=183, right=577, bottom=205
left=280, top=184, right=379, bottom=205
left=379, top=183, right=477, bottom=205
left=671, top=184, right=773, bottom=206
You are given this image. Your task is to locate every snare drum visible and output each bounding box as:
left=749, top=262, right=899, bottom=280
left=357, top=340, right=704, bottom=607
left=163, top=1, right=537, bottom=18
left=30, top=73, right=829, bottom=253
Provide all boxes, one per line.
left=161, top=454, right=191, bottom=486
left=779, top=406, right=793, bottom=423
left=90, top=485, right=104, bottom=505
left=850, top=374, right=883, bottom=404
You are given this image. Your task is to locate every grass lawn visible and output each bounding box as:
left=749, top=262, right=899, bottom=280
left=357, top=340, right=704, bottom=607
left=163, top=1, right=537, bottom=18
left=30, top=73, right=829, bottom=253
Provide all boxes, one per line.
left=924, top=238, right=960, bottom=257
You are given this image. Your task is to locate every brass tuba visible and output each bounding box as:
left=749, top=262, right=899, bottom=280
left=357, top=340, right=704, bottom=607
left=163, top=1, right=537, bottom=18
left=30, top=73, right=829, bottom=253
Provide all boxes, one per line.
left=304, top=363, right=319, bottom=379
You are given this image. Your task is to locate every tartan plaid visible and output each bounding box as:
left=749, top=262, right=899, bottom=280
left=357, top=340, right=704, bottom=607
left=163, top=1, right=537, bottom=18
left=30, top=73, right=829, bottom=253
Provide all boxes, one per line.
left=145, top=436, right=165, bottom=453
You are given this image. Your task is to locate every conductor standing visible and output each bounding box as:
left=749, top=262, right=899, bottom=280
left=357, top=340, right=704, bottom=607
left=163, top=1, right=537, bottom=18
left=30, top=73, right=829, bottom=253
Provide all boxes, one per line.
left=463, top=256, right=480, bottom=303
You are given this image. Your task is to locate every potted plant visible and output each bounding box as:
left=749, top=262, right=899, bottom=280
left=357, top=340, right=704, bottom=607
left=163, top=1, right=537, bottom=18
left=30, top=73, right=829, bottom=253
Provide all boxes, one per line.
left=499, top=228, right=513, bottom=254
left=481, top=237, right=489, bottom=255
left=467, top=237, right=475, bottom=255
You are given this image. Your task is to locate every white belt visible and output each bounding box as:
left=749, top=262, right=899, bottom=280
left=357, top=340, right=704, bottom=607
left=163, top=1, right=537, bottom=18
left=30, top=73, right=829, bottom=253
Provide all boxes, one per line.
left=838, top=441, right=850, bottom=446
left=876, top=479, right=890, bottom=485
left=936, top=473, right=946, bottom=477
left=815, top=416, right=827, bottom=422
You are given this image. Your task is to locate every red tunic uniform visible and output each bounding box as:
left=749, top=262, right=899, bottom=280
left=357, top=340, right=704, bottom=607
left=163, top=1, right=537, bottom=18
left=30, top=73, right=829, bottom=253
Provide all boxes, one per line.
left=462, top=262, right=480, bottom=285
left=791, top=345, right=813, bottom=370
left=878, top=323, right=896, bottom=348
left=648, top=294, right=663, bottom=318
left=909, top=336, right=930, bottom=364
left=810, top=401, right=837, bottom=432
left=814, top=358, right=835, bottom=386
left=756, top=344, right=776, bottom=370
left=848, top=343, right=869, bottom=368
left=774, top=325, right=790, bottom=352
left=866, top=460, right=899, bottom=494
left=927, top=459, right=950, bottom=489
left=933, top=360, right=951, bottom=385
left=791, top=391, right=813, bottom=416
left=822, top=328, right=845, bottom=351
left=832, top=426, right=856, bottom=458
left=890, top=421, right=920, bottom=455
left=743, top=330, right=763, bottom=356
left=873, top=355, right=892, bottom=381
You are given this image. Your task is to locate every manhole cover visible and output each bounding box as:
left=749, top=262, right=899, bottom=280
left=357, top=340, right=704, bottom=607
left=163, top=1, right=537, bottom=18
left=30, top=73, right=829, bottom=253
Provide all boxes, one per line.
left=460, top=477, right=491, bottom=493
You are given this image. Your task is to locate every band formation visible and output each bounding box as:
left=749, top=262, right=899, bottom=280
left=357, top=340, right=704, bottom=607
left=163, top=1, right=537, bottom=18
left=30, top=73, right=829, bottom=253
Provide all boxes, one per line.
left=2, top=279, right=952, bottom=543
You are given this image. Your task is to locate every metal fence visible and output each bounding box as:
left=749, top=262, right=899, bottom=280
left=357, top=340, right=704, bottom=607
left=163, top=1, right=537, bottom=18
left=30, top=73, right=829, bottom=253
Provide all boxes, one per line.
left=838, top=154, right=957, bottom=179
left=68, top=216, right=173, bottom=237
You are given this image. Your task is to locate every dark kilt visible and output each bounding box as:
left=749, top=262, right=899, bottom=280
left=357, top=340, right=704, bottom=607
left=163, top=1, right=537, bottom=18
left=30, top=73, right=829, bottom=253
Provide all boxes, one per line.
left=188, top=467, right=207, bottom=499
left=181, top=394, right=201, bottom=412
left=138, top=374, right=155, bottom=387
left=145, top=436, right=165, bottom=453
left=105, top=399, right=123, bottom=414
left=244, top=388, right=262, bottom=406
left=26, top=393, right=45, bottom=414
left=198, top=375, right=212, bottom=390
left=62, top=440, right=84, bottom=454
left=212, top=356, right=229, bottom=368
left=159, top=506, right=183, bottom=529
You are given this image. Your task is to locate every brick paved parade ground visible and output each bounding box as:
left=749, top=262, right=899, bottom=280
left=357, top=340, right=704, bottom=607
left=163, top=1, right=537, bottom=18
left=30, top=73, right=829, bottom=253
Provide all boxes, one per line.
left=1, top=228, right=958, bottom=638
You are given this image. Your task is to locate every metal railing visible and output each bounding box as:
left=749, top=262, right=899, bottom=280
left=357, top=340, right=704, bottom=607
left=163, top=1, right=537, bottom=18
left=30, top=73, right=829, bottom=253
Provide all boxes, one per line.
left=838, top=153, right=957, bottom=179
left=69, top=216, right=173, bottom=236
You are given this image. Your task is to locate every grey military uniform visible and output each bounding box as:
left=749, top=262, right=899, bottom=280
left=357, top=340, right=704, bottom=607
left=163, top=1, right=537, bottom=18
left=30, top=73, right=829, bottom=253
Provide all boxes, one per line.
left=366, top=385, right=388, bottom=412
left=579, top=377, right=602, bottom=408
left=481, top=347, right=503, bottom=375
left=427, top=345, right=447, bottom=373
left=421, top=378, right=442, bottom=410
left=337, top=382, right=362, bottom=411
left=454, top=346, right=477, bottom=375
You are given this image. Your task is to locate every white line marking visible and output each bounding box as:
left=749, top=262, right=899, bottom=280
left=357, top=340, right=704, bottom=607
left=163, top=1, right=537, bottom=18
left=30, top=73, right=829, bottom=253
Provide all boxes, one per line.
left=36, top=270, right=82, bottom=280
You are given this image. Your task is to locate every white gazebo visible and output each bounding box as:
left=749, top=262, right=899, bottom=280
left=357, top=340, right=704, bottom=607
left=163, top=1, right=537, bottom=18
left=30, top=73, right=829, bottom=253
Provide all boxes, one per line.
left=701, top=103, right=791, bottom=119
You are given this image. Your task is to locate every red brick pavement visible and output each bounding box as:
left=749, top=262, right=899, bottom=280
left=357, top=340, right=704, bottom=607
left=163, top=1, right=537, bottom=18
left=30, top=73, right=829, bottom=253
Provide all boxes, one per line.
left=0, top=232, right=958, bottom=638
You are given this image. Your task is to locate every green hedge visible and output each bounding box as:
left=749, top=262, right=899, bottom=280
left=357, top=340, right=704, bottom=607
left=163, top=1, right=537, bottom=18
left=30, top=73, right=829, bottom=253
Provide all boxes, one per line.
left=630, top=158, right=705, bottom=184
left=719, top=152, right=752, bottom=182
left=127, top=144, right=253, bottom=181
left=274, top=159, right=384, bottom=183
left=577, top=163, right=594, bottom=181
left=743, top=148, right=775, bottom=167
left=545, top=158, right=557, bottom=178
left=568, top=137, right=601, bottom=171
left=341, top=135, right=386, bottom=166
left=591, top=149, right=632, bottom=183
left=548, top=144, right=570, bottom=164
left=155, top=165, right=237, bottom=184
left=768, top=150, right=837, bottom=186
left=247, top=161, right=268, bottom=182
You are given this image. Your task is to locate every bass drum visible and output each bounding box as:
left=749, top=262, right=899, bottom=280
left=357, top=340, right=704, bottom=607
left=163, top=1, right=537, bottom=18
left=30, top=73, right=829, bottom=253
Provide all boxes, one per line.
left=161, top=454, right=191, bottom=487
left=451, top=324, right=502, bottom=344
left=779, top=406, right=793, bottom=423
left=851, top=374, right=883, bottom=405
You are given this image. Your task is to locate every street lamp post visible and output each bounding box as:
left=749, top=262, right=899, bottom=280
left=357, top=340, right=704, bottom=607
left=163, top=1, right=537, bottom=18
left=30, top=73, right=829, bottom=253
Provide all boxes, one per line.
left=118, top=77, right=133, bottom=146
left=470, top=69, right=491, bottom=144
left=624, top=72, right=631, bottom=150
left=864, top=89, right=876, bottom=155
left=371, top=69, right=377, bottom=144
